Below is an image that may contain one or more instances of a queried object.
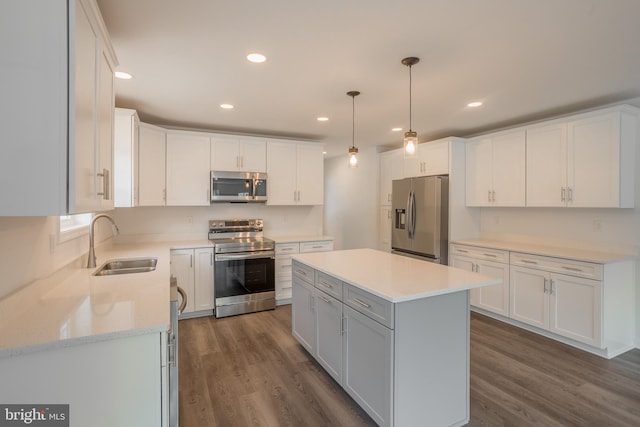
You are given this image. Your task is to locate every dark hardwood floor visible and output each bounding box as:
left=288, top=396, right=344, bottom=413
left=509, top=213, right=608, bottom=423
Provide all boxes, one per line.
left=179, top=306, right=640, bottom=427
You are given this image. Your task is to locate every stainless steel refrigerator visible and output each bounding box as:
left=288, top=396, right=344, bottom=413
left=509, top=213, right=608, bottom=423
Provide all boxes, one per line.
left=391, top=175, right=449, bottom=264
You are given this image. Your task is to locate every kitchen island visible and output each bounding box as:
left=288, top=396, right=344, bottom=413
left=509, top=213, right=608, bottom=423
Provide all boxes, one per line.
left=291, top=248, right=500, bottom=427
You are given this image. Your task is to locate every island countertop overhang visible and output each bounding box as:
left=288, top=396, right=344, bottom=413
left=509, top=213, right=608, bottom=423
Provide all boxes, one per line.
left=292, top=248, right=501, bottom=303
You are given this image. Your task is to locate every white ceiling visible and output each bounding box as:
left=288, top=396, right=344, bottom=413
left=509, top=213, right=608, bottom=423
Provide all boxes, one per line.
left=97, top=0, right=640, bottom=158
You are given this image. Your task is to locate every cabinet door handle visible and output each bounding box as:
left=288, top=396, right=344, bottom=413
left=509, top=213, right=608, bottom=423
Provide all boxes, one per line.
left=543, top=278, right=549, bottom=294
left=352, top=297, right=371, bottom=309
left=492, top=190, right=496, bottom=202
left=568, top=187, right=573, bottom=202
left=97, top=168, right=109, bottom=200
left=561, top=187, right=566, bottom=202
left=318, top=280, right=333, bottom=289
left=488, top=190, right=491, bottom=203
left=475, top=263, right=480, bottom=273
left=550, top=279, right=556, bottom=295
left=190, top=254, right=193, bottom=268
left=318, top=295, right=331, bottom=303
left=561, top=266, right=583, bottom=272
left=340, top=315, right=346, bottom=336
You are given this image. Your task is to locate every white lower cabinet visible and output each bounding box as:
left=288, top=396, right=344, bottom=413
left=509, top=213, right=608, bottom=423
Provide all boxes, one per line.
left=291, top=267, right=316, bottom=354
left=510, top=264, right=602, bottom=347
left=275, top=239, right=333, bottom=303
left=450, top=244, right=510, bottom=316
left=342, top=304, right=393, bottom=426
left=451, top=242, right=635, bottom=358
left=315, top=289, right=343, bottom=383
left=170, top=247, right=214, bottom=318
left=0, top=333, right=164, bottom=427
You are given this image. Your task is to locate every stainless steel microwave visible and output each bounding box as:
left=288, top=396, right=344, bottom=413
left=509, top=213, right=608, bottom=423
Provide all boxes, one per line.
left=210, top=171, right=267, bottom=203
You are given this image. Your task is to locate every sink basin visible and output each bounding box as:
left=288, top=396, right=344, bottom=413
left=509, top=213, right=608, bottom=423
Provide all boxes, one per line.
left=93, top=258, right=158, bottom=276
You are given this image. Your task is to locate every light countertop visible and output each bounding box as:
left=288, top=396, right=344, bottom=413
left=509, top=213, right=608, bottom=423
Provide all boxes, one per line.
left=292, top=248, right=500, bottom=303
left=0, top=240, right=211, bottom=359
left=451, top=239, right=637, bottom=264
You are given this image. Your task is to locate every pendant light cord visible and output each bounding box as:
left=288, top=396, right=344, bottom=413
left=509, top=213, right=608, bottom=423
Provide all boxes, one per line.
left=409, top=64, right=413, bottom=132
left=352, top=94, right=355, bottom=149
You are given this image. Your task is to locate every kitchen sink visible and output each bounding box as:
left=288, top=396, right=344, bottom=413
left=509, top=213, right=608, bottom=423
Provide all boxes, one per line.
left=93, top=258, right=158, bottom=276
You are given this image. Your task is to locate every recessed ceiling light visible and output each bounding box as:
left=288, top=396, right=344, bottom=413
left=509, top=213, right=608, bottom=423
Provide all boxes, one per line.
left=467, top=101, right=483, bottom=108
left=247, top=53, right=267, bottom=63
left=392, top=127, right=403, bottom=132
left=220, top=104, right=234, bottom=109
left=114, top=71, right=133, bottom=80
left=323, top=151, right=327, bottom=155
left=317, top=117, right=329, bottom=122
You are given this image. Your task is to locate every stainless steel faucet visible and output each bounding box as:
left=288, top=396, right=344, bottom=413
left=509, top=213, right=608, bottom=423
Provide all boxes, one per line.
left=86, top=214, right=120, bottom=268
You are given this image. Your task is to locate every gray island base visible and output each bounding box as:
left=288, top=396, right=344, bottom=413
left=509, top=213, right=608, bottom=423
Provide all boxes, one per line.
left=291, top=248, right=500, bottom=427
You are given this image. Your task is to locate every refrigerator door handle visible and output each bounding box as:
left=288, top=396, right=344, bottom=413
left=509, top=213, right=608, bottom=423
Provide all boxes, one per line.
left=406, top=191, right=412, bottom=239
left=410, top=191, right=417, bottom=239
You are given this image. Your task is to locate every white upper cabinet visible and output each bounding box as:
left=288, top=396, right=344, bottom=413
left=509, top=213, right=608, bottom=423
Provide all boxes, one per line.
left=567, top=110, right=635, bottom=208
left=0, top=0, right=117, bottom=215
left=166, top=132, right=211, bottom=206
left=526, top=122, right=568, bottom=207
left=267, top=141, right=324, bottom=205
left=137, top=123, right=167, bottom=206
left=527, top=107, right=637, bottom=208
left=210, top=136, right=266, bottom=172
left=114, top=109, right=139, bottom=208
left=466, top=130, right=526, bottom=207
left=404, top=139, right=449, bottom=178
left=379, top=149, right=404, bottom=206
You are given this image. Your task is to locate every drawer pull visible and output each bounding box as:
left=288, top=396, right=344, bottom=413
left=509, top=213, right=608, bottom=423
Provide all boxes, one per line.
left=521, top=260, right=538, bottom=264
left=295, top=269, right=308, bottom=276
left=457, top=249, right=468, bottom=253
left=352, top=297, right=371, bottom=309
left=561, top=266, right=583, bottom=272
left=483, top=253, right=497, bottom=258
left=318, top=295, right=331, bottom=303
left=318, top=280, right=333, bottom=289
left=311, top=245, right=323, bottom=249
left=281, top=248, right=293, bottom=251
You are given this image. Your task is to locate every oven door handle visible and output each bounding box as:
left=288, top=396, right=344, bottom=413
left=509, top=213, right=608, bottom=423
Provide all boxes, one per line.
left=215, top=251, right=275, bottom=261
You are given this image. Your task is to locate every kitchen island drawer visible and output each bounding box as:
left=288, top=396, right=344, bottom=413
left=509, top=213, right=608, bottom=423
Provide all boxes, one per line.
left=292, top=260, right=315, bottom=284
left=315, top=272, right=343, bottom=300
left=510, top=252, right=602, bottom=280
left=344, top=284, right=394, bottom=329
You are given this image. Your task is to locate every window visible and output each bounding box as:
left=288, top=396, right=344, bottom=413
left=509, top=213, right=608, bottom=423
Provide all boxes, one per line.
left=58, top=213, right=92, bottom=242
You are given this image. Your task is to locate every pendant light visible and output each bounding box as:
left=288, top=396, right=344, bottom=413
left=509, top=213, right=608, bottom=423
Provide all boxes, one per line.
left=347, top=90, right=360, bottom=168
left=401, top=57, right=420, bottom=158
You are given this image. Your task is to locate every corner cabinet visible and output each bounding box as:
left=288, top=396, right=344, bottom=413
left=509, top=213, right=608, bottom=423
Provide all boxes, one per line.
left=466, top=130, right=526, bottom=207
left=267, top=141, right=324, bottom=205
left=0, top=0, right=117, bottom=215
left=170, top=248, right=215, bottom=318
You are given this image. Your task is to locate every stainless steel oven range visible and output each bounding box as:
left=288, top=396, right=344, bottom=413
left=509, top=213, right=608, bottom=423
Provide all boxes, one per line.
left=209, top=219, right=275, bottom=318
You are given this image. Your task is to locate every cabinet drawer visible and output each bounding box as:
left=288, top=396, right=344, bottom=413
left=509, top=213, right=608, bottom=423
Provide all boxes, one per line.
left=275, top=258, right=293, bottom=278
left=276, top=242, right=300, bottom=256
left=292, top=260, right=314, bottom=284
left=276, top=278, right=293, bottom=292
left=344, top=284, right=394, bottom=329
left=510, top=252, right=602, bottom=280
left=300, top=240, right=334, bottom=253
left=451, top=244, right=509, bottom=263
left=315, top=272, right=343, bottom=300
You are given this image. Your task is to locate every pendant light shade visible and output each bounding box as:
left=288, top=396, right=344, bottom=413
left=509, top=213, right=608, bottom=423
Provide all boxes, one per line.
left=347, top=90, right=360, bottom=168
left=401, top=57, right=420, bottom=158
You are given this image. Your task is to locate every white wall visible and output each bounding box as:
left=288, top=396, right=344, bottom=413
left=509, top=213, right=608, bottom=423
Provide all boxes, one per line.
left=0, top=216, right=114, bottom=299
left=324, top=147, right=379, bottom=250
left=112, top=204, right=324, bottom=242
